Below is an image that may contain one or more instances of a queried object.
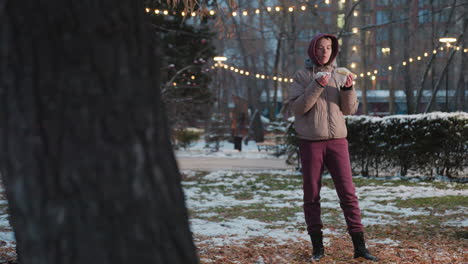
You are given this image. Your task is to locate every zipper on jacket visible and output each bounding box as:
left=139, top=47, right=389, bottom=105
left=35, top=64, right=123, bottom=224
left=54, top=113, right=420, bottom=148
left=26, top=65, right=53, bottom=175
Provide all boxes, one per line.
left=325, top=81, right=332, bottom=139
left=327, top=72, right=337, bottom=139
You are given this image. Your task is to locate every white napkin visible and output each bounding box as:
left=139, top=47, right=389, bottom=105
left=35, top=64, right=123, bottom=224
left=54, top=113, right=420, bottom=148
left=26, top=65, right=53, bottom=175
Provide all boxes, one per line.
left=315, top=72, right=331, bottom=79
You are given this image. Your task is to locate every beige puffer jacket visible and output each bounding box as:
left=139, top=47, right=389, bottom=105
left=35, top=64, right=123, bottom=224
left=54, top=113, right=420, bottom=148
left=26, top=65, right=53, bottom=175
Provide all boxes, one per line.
left=288, top=68, right=359, bottom=141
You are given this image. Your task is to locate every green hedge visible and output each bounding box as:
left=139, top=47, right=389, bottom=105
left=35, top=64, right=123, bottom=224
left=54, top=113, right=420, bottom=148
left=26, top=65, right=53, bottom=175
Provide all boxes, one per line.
left=286, top=112, right=468, bottom=179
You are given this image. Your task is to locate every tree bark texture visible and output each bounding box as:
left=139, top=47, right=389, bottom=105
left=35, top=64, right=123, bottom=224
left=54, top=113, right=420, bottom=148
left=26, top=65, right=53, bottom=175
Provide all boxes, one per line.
left=0, top=1, right=198, bottom=263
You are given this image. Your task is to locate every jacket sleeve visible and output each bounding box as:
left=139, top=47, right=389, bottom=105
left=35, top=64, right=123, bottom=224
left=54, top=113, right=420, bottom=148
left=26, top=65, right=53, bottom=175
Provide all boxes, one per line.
left=339, top=87, right=359, bottom=115
left=288, top=71, right=325, bottom=116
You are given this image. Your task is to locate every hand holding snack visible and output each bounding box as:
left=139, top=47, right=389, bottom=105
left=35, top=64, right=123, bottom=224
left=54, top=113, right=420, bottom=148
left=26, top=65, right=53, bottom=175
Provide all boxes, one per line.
left=315, top=72, right=331, bottom=87
left=335, top=67, right=357, bottom=87
left=335, top=67, right=357, bottom=78
left=344, top=74, right=354, bottom=87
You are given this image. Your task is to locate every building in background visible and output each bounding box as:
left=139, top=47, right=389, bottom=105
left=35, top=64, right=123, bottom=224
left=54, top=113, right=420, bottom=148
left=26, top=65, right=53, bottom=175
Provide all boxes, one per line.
left=291, top=0, right=467, bottom=115
left=208, top=0, right=466, bottom=119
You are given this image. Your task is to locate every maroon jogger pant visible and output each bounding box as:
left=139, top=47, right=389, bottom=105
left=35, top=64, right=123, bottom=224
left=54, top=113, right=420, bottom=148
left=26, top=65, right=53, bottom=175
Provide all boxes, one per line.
left=299, top=138, right=364, bottom=234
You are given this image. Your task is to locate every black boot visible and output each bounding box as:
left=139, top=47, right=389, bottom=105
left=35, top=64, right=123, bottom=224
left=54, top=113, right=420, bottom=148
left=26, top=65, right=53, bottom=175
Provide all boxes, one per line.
left=349, top=232, right=378, bottom=261
left=310, top=231, right=325, bottom=261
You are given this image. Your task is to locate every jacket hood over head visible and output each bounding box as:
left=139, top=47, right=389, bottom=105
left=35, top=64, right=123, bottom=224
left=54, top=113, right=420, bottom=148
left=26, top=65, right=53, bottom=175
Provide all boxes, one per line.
left=308, top=33, right=339, bottom=67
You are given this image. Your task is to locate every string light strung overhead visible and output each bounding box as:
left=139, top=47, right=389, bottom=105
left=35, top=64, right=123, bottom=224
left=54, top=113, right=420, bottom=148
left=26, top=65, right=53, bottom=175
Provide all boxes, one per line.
left=211, top=63, right=294, bottom=83
left=211, top=45, right=466, bottom=82
left=153, top=2, right=466, bottom=85
left=144, top=0, right=341, bottom=19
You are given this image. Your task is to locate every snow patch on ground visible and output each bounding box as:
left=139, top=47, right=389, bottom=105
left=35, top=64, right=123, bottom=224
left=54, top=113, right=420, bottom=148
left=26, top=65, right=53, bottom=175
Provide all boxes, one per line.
left=443, top=218, right=468, bottom=227
left=370, top=238, right=400, bottom=246
left=185, top=169, right=468, bottom=246
left=0, top=231, right=15, bottom=244
left=191, top=217, right=309, bottom=246
left=176, top=140, right=282, bottom=159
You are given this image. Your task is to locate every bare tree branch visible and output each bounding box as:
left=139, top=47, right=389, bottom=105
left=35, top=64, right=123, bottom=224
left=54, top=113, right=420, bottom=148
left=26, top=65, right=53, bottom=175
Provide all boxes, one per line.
left=424, top=26, right=467, bottom=112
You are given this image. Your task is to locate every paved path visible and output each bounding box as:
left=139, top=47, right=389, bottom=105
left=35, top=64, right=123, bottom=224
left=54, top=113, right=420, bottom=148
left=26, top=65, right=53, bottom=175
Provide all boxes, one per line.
left=176, top=157, right=294, bottom=171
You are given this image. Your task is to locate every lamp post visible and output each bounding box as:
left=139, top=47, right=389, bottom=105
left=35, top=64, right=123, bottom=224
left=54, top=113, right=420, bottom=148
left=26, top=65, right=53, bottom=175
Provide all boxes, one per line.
left=439, top=37, right=456, bottom=111
left=213, top=56, right=228, bottom=120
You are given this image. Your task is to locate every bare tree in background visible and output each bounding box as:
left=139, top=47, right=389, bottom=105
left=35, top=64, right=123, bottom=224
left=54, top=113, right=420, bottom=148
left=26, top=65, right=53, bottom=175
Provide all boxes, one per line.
left=359, top=0, right=369, bottom=115
left=0, top=0, right=200, bottom=263
left=402, top=0, right=415, bottom=114
left=455, top=13, right=467, bottom=110
left=387, top=0, right=396, bottom=114
left=415, top=0, right=460, bottom=112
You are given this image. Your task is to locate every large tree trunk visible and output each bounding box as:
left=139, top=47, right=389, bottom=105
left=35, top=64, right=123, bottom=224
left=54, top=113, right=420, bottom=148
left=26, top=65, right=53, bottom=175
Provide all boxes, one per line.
left=0, top=1, right=198, bottom=263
